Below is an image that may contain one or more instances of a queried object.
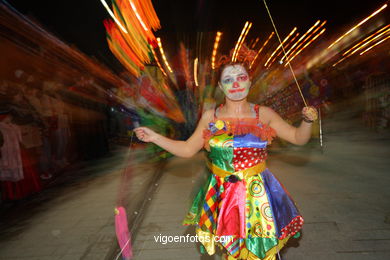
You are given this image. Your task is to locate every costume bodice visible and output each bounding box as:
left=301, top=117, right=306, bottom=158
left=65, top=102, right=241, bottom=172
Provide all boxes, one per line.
left=203, top=104, right=276, bottom=174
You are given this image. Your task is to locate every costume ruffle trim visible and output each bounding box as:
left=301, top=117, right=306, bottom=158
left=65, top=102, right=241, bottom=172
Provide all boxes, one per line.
left=203, top=119, right=276, bottom=150
left=197, top=228, right=290, bottom=259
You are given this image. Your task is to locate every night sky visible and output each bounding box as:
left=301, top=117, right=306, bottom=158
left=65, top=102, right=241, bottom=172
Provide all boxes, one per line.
left=5, top=0, right=388, bottom=72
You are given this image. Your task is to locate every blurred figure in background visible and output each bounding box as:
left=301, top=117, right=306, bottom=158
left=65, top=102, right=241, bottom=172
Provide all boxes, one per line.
left=0, top=109, right=42, bottom=201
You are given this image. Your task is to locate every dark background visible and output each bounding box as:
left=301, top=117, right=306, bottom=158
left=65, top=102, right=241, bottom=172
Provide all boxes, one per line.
left=5, top=0, right=388, bottom=72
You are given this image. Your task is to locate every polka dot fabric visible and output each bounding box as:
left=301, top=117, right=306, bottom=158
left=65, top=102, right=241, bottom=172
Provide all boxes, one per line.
left=233, top=147, right=267, bottom=171
left=279, top=216, right=304, bottom=239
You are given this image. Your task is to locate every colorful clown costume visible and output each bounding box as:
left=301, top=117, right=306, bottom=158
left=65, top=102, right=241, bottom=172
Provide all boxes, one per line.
left=183, top=104, right=303, bottom=259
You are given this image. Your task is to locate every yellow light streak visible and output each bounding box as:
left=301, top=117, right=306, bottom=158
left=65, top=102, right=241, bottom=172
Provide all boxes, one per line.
left=129, top=0, right=148, bottom=32
left=285, top=28, right=326, bottom=65
left=349, top=28, right=390, bottom=55
left=151, top=47, right=167, bottom=76
left=343, top=25, right=390, bottom=56
left=251, top=37, right=260, bottom=48
left=281, top=20, right=321, bottom=62
left=268, top=32, right=299, bottom=67
left=194, top=58, right=199, bottom=86
left=211, top=31, right=223, bottom=70
left=100, top=0, right=128, bottom=34
left=157, top=37, right=173, bottom=73
left=234, top=22, right=252, bottom=62
left=284, top=20, right=326, bottom=63
left=332, top=56, right=348, bottom=67
left=231, top=21, right=249, bottom=62
left=249, top=32, right=274, bottom=69
left=360, top=35, right=390, bottom=55
left=264, top=27, right=297, bottom=67
left=328, top=4, right=387, bottom=49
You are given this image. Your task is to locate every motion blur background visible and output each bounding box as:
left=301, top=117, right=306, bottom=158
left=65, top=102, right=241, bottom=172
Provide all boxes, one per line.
left=0, top=0, right=389, bottom=259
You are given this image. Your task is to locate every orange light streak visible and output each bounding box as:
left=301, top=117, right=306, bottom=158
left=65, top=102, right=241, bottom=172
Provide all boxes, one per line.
left=343, top=25, right=390, bottom=56
left=157, top=37, right=173, bottom=73
left=285, top=28, right=326, bottom=65
left=234, top=22, right=252, bottom=62
left=268, top=32, right=299, bottom=67
left=360, top=35, right=390, bottom=55
left=231, top=21, right=250, bottom=62
left=333, top=25, right=390, bottom=67
left=151, top=47, right=167, bottom=76
left=249, top=32, right=274, bottom=69
left=284, top=20, right=326, bottom=62
left=264, top=27, right=297, bottom=67
left=100, top=0, right=128, bottom=34
left=281, top=20, right=321, bottom=62
left=211, top=31, right=223, bottom=70
left=129, top=0, right=148, bottom=32
left=251, top=37, right=260, bottom=48
left=328, top=4, right=388, bottom=49
left=194, top=58, right=199, bottom=86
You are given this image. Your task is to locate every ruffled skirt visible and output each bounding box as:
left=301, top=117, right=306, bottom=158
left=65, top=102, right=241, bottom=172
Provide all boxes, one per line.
left=183, top=168, right=303, bottom=259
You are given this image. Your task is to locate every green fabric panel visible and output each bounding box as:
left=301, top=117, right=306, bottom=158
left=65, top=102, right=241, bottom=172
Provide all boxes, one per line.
left=208, top=133, right=234, bottom=172
left=246, top=237, right=279, bottom=259
left=182, top=170, right=213, bottom=225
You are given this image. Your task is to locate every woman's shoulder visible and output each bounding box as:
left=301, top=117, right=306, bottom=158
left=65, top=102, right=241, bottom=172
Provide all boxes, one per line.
left=198, top=109, right=215, bottom=128
left=202, top=108, right=215, bottom=117
left=256, top=105, right=273, bottom=112
left=201, top=109, right=214, bottom=121
left=257, top=105, right=277, bottom=125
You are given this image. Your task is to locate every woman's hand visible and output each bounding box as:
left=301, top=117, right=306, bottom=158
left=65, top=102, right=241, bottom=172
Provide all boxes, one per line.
left=134, top=127, right=159, bottom=143
left=302, top=106, right=318, bottom=123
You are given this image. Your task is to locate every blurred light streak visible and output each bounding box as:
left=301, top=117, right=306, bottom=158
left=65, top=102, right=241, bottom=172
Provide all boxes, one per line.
left=234, top=22, right=252, bottom=62
left=251, top=37, right=260, bottom=49
left=194, top=58, right=199, bottom=86
left=151, top=47, right=167, bottom=76
left=360, top=35, right=390, bottom=55
left=281, top=20, right=321, bottom=62
left=100, top=0, right=128, bottom=34
left=232, top=21, right=251, bottom=62
left=249, top=32, right=274, bottom=69
left=285, top=28, right=326, bottom=66
left=284, top=20, right=326, bottom=63
left=232, top=22, right=249, bottom=62
left=343, top=25, right=390, bottom=56
left=129, top=0, right=148, bottom=31
left=327, top=3, right=388, bottom=49
left=264, top=27, right=297, bottom=67
left=211, top=31, right=223, bottom=69
left=332, top=55, right=349, bottom=67
left=332, top=25, right=390, bottom=67
left=269, top=32, right=299, bottom=67
left=156, top=37, right=173, bottom=73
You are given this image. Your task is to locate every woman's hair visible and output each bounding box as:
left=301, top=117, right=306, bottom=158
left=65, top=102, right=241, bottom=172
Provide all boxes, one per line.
left=215, top=43, right=256, bottom=81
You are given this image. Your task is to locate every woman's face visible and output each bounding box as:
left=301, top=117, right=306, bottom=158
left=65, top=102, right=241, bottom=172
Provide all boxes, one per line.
left=219, top=64, right=251, bottom=101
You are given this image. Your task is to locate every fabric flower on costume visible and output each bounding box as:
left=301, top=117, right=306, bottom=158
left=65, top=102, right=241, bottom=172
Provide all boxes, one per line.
left=209, top=120, right=226, bottom=133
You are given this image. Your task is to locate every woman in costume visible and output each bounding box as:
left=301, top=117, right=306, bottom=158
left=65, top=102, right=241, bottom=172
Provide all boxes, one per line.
left=134, top=62, right=317, bottom=259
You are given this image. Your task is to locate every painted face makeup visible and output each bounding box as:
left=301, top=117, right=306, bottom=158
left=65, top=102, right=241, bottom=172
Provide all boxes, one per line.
left=219, top=64, right=251, bottom=101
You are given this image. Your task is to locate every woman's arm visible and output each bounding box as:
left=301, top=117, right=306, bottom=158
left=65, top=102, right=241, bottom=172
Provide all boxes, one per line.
left=134, top=110, right=214, bottom=158
left=260, top=106, right=317, bottom=145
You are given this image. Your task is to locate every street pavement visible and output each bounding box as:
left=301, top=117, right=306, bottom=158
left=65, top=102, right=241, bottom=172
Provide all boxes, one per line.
left=0, top=145, right=164, bottom=260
